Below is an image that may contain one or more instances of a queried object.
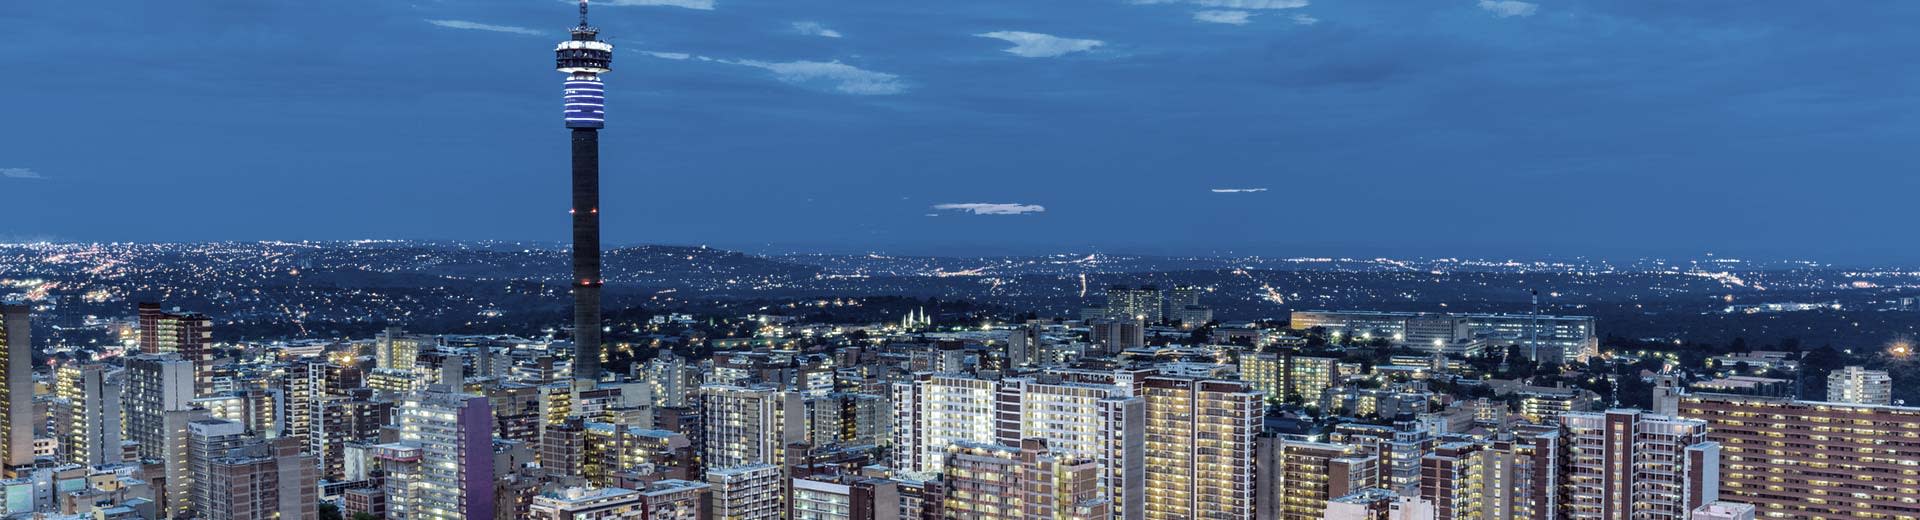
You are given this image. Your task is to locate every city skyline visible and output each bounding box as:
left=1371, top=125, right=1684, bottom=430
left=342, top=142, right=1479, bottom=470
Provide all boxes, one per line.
left=4, top=2, right=1919, bottom=520
left=6, top=1, right=1920, bottom=261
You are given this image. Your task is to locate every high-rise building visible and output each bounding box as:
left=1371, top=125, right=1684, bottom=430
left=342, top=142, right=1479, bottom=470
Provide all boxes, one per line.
left=529, top=487, right=648, bottom=520
left=1087, top=319, right=1146, bottom=354
left=1329, top=422, right=1434, bottom=496
left=0, top=304, right=32, bottom=469
left=1105, top=286, right=1164, bottom=323
left=940, top=440, right=1109, bottom=520
left=393, top=391, right=497, bottom=519
left=1237, top=352, right=1341, bottom=405
left=1478, top=427, right=1559, bottom=520
left=53, top=363, right=123, bottom=466
left=790, top=474, right=901, bottom=520
left=1255, top=438, right=1375, bottom=520
left=1139, top=376, right=1259, bottom=520
left=1825, top=365, right=1893, bottom=405
left=704, top=463, right=781, bottom=520
left=187, top=418, right=250, bottom=518
left=645, top=354, right=695, bottom=408
left=698, top=385, right=804, bottom=471
left=1418, top=442, right=1484, bottom=520
left=1558, top=410, right=1719, bottom=520
left=891, top=372, right=1145, bottom=520
left=556, top=0, right=614, bottom=383
left=199, top=438, right=318, bottom=520
left=1691, top=502, right=1756, bottom=520
left=137, top=303, right=213, bottom=394
left=1678, top=393, right=1920, bottom=520
left=123, top=355, right=197, bottom=461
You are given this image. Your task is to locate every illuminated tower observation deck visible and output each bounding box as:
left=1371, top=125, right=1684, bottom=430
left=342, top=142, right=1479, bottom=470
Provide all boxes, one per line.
left=558, top=0, right=612, bottom=382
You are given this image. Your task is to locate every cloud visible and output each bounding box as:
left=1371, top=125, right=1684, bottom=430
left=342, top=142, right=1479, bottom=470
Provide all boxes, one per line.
left=0, top=168, right=43, bottom=180
left=425, top=19, right=545, bottom=36
left=975, top=31, right=1105, bottom=58
left=593, top=0, right=716, bottom=10
left=642, top=50, right=693, bottom=60
left=1193, top=10, right=1252, bottom=25
left=1290, top=13, right=1320, bottom=25
left=792, top=21, right=843, bottom=38
left=933, top=203, right=1047, bottom=215
left=1134, top=0, right=1308, bottom=9
left=640, top=50, right=905, bottom=95
left=1210, top=188, right=1269, bottom=193
left=728, top=60, right=906, bottom=95
left=1477, top=0, right=1538, bottom=17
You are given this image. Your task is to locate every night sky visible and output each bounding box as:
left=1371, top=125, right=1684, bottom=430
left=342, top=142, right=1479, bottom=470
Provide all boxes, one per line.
left=3, top=1, right=1917, bottom=260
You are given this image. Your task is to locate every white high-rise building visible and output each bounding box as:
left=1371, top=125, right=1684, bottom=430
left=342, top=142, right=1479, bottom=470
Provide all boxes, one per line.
left=53, top=363, right=122, bottom=466
left=704, top=463, right=781, bottom=520
left=1692, top=502, right=1756, bottom=520
left=698, top=385, right=803, bottom=470
left=645, top=354, right=695, bottom=408
left=392, top=391, right=496, bottom=519
left=1560, top=410, right=1719, bottom=520
left=1826, top=366, right=1893, bottom=405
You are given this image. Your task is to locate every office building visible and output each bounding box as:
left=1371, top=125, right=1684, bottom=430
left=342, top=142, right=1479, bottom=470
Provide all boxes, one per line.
left=1678, top=393, right=1920, bottom=520
left=1291, top=310, right=1597, bottom=362
left=1087, top=318, right=1146, bottom=354
left=123, top=355, right=197, bottom=461
left=1105, top=286, right=1163, bottom=323
left=1139, top=376, right=1259, bottom=520
left=1825, top=366, right=1893, bottom=405
left=1559, top=410, right=1719, bottom=520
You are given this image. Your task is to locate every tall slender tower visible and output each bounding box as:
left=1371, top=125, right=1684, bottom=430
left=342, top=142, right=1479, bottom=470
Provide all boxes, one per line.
left=557, top=0, right=612, bottom=382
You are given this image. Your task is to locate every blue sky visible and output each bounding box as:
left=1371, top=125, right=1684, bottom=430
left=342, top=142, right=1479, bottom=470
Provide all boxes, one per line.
left=2, top=1, right=1917, bottom=260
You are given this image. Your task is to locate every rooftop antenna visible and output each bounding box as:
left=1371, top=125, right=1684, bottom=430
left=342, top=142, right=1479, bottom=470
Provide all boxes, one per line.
left=580, top=0, right=590, bottom=27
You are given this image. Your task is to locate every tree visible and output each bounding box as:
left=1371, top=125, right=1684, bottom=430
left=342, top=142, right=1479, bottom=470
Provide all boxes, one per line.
left=318, top=503, right=344, bottom=520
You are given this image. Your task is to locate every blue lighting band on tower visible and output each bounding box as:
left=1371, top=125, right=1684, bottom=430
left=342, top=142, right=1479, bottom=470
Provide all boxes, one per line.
left=565, top=77, right=605, bottom=129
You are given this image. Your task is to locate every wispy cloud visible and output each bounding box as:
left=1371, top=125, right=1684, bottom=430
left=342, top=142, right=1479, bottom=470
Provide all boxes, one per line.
left=975, top=31, right=1104, bottom=58
left=425, top=19, right=545, bottom=36
left=1290, top=13, right=1320, bottom=25
left=1193, top=10, right=1252, bottom=25
left=0, top=168, right=44, bottom=180
left=933, top=203, right=1047, bottom=215
left=638, top=50, right=905, bottom=95
left=1134, top=0, right=1308, bottom=9
left=643, top=51, right=694, bottom=60
left=1210, top=188, right=1268, bottom=193
left=1477, top=0, right=1538, bottom=17
left=593, top=0, right=716, bottom=10
left=792, top=21, right=843, bottom=38
left=729, top=60, right=906, bottom=95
